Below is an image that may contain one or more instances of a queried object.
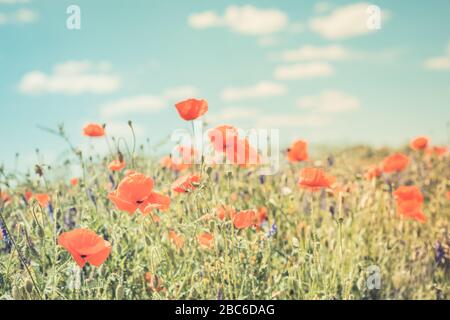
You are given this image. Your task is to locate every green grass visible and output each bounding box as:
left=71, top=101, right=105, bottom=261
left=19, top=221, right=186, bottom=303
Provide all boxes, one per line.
left=0, top=143, right=448, bottom=300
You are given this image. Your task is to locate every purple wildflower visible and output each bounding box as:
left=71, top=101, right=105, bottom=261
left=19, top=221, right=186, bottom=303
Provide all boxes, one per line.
left=259, top=175, right=266, bottom=184
left=327, top=154, right=335, bottom=167
left=265, top=223, right=277, bottom=239
left=0, top=220, right=11, bottom=253
left=108, top=174, right=116, bottom=190
left=329, top=205, right=335, bottom=217
left=434, top=241, right=445, bottom=264
left=86, top=188, right=97, bottom=206
left=47, top=203, right=54, bottom=221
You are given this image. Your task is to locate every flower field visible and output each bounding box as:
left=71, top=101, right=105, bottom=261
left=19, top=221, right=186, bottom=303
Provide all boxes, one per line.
left=0, top=100, right=449, bottom=300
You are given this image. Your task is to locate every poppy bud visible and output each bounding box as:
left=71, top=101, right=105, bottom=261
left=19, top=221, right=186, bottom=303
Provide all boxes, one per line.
left=356, top=275, right=366, bottom=291
left=25, top=279, right=33, bottom=294
left=34, top=165, right=43, bottom=177
left=115, top=284, right=124, bottom=300
left=206, top=166, right=213, bottom=176
left=58, top=123, right=65, bottom=135
left=12, top=285, right=21, bottom=300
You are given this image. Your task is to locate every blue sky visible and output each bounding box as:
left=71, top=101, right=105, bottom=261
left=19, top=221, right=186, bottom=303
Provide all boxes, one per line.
left=0, top=0, right=449, bottom=170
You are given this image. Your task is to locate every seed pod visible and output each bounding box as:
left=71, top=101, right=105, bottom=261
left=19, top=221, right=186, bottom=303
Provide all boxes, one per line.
left=38, top=227, right=45, bottom=238
left=34, top=165, right=43, bottom=177
left=115, top=284, right=124, bottom=300
left=12, top=285, right=21, bottom=300
left=25, top=279, right=33, bottom=294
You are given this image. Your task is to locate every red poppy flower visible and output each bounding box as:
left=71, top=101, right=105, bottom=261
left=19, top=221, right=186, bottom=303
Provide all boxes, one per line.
left=433, top=146, right=448, bottom=156
left=25, top=191, right=32, bottom=201
left=225, top=138, right=261, bottom=167
left=175, top=98, right=208, bottom=121
left=70, top=178, right=79, bottom=186
left=233, top=210, right=257, bottom=229
left=256, top=207, right=268, bottom=227
left=145, top=272, right=165, bottom=292
left=160, top=156, right=190, bottom=172
left=83, top=123, right=105, bottom=137
left=58, top=228, right=111, bottom=268
left=216, top=205, right=236, bottom=221
left=426, top=146, right=448, bottom=157
left=33, top=193, right=50, bottom=207
left=168, top=230, right=184, bottom=249
left=108, top=159, right=126, bottom=171
left=447, top=191, right=450, bottom=200
left=364, top=166, right=382, bottom=180
left=197, top=232, right=214, bottom=249
left=396, top=200, right=426, bottom=223
left=1, top=192, right=11, bottom=203
left=410, top=136, right=429, bottom=151
left=382, top=153, right=409, bottom=173
left=209, top=125, right=238, bottom=152
left=141, top=192, right=171, bottom=214
left=108, top=172, right=154, bottom=214
left=171, top=173, right=201, bottom=193
left=287, top=140, right=308, bottom=163
left=298, top=168, right=335, bottom=191
left=394, top=186, right=424, bottom=204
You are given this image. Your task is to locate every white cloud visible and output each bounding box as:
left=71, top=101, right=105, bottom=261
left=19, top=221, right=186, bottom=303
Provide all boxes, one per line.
left=207, top=106, right=330, bottom=129
left=211, top=106, right=261, bottom=121
left=106, top=121, right=145, bottom=138
left=100, top=95, right=166, bottom=118
left=274, top=62, right=334, bottom=80
left=310, top=2, right=390, bottom=40
left=14, top=8, right=36, bottom=23
left=258, top=36, right=279, bottom=47
left=100, top=85, right=199, bottom=118
left=256, top=114, right=331, bottom=128
left=280, top=44, right=355, bottom=62
left=188, top=5, right=288, bottom=35
left=424, top=42, right=450, bottom=70
left=314, top=2, right=333, bottom=13
left=0, top=0, right=30, bottom=4
left=288, top=22, right=303, bottom=34
left=19, top=60, right=120, bottom=95
left=0, top=8, right=37, bottom=25
left=221, top=81, right=287, bottom=101
left=297, top=90, right=360, bottom=113
left=162, top=85, right=198, bottom=100
left=188, top=10, right=224, bottom=29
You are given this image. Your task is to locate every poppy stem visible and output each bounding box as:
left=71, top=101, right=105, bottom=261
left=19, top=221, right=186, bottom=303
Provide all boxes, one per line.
left=129, top=121, right=136, bottom=168
left=190, top=120, right=195, bottom=136
left=310, top=191, right=323, bottom=277
left=104, top=134, right=114, bottom=156
left=338, top=193, right=343, bottom=260
left=0, top=206, right=41, bottom=298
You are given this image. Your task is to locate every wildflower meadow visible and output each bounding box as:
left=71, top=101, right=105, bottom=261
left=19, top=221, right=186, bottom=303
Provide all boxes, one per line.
left=0, top=98, right=448, bottom=300
left=0, top=1, right=449, bottom=304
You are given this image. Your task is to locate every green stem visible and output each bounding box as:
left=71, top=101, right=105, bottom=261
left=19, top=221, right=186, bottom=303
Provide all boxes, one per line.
left=0, top=207, right=41, bottom=298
